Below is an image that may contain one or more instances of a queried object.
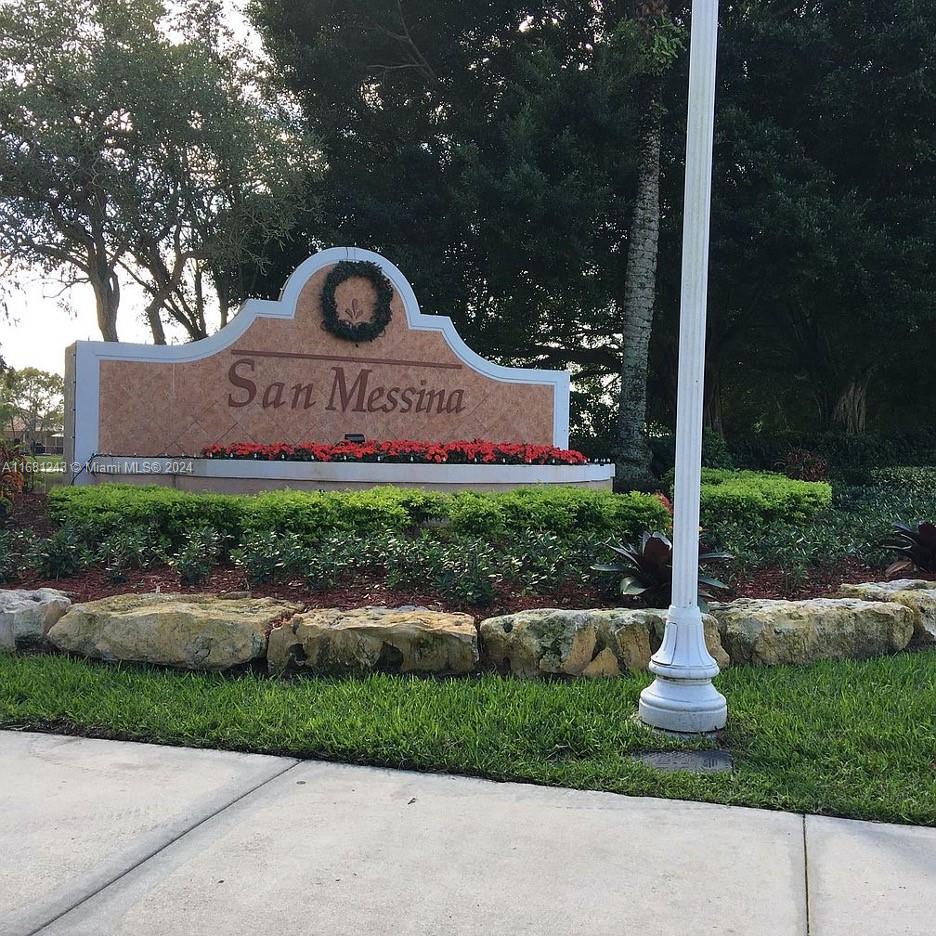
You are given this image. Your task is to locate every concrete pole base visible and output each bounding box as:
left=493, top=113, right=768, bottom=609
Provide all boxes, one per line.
left=638, top=677, right=727, bottom=734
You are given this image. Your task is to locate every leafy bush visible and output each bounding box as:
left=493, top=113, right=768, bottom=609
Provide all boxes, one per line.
left=299, top=539, right=348, bottom=592
left=0, top=529, right=35, bottom=583
left=49, top=484, right=670, bottom=545
left=705, top=473, right=936, bottom=574
left=230, top=530, right=293, bottom=586
left=0, top=495, right=11, bottom=524
left=168, top=526, right=224, bottom=585
left=96, top=526, right=169, bottom=583
left=31, top=525, right=90, bottom=579
left=697, top=469, right=831, bottom=526
left=382, top=533, right=500, bottom=606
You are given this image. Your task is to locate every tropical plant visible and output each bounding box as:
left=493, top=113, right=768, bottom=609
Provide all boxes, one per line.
left=168, top=526, right=223, bottom=585
left=31, top=526, right=90, bottom=579
left=883, top=522, right=936, bottom=577
left=0, top=529, right=35, bottom=582
left=592, top=531, right=731, bottom=609
left=96, top=527, right=168, bottom=583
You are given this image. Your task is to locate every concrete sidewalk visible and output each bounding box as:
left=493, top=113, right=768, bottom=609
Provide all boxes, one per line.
left=0, top=731, right=932, bottom=936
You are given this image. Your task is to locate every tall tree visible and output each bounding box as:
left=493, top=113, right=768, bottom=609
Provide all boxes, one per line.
left=0, top=0, right=317, bottom=343
left=254, top=0, right=665, bottom=444
left=0, top=367, right=64, bottom=446
left=614, top=1, right=684, bottom=483
left=695, top=0, right=936, bottom=436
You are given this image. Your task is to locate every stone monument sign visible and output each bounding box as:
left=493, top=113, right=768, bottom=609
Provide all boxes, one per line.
left=65, top=248, right=570, bottom=468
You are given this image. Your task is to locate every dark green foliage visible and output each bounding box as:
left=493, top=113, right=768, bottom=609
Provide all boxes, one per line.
left=251, top=0, right=936, bottom=442
left=299, top=540, right=347, bottom=593
left=230, top=530, right=294, bottom=586
left=729, top=431, right=936, bottom=481
left=30, top=525, right=90, bottom=579
left=592, top=531, right=730, bottom=609
left=0, top=495, right=11, bottom=523
left=700, top=429, right=734, bottom=470
left=883, top=522, right=936, bottom=576
left=96, top=526, right=169, bottom=583
left=0, top=529, right=34, bottom=583
left=168, top=527, right=224, bottom=586
left=706, top=470, right=936, bottom=575
left=382, top=533, right=500, bottom=607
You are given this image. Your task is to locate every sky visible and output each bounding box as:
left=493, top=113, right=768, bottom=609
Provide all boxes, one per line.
left=2, top=0, right=256, bottom=376
left=3, top=281, right=174, bottom=374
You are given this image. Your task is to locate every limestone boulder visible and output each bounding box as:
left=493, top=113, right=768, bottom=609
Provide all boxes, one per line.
left=0, top=588, right=71, bottom=651
left=837, top=580, right=936, bottom=648
left=708, top=597, right=914, bottom=666
left=48, top=593, right=300, bottom=670
left=268, top=606, right=478, bottom=676
left=478, top=608, right=729, bottom=678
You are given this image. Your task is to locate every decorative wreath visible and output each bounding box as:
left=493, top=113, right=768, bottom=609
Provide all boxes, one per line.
left=320, top=260, right=393, bottom=343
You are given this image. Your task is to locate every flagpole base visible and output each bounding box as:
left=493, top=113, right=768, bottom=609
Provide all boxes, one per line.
left=639, top=676, right=727, bottom=733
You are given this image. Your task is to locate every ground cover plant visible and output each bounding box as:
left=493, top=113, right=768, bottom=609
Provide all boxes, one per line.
left=0, top=467, right=929, bottom=606
left=1, top=651, right=933, bottom=826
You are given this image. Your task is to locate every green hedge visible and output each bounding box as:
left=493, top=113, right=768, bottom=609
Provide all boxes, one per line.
left=48, top=484, right=670, bottom=546
left=697, top=469, right=832, bottom=525
left=729, top=430, right=936, bottom=478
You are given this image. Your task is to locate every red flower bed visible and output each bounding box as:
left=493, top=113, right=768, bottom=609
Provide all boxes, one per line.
left=202, top=439, right=588, bottom=466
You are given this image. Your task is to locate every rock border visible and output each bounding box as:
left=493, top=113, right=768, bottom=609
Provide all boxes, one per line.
left=2, top=581, right=930, bottom=677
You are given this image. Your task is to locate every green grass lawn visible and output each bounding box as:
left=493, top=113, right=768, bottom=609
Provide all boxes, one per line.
left=1, top=650, right=933, bottom=826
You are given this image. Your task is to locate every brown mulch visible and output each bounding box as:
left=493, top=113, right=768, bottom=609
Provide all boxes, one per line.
left=7, top=492, right=54, bottom=537
left=13, top=564, right=622, bottom=617
left=732, top=559, right=936, bottom=601
left=13, top=560, right=919, bottom=616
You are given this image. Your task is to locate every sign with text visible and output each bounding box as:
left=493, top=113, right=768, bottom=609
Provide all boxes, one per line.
left=66, top=249, right=569, bottom=464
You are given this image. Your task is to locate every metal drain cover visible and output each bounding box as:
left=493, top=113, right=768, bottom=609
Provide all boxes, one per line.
left=630, top=750, right=733, bottom=774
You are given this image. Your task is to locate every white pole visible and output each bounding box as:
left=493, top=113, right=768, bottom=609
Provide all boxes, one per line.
left=638, top=0, right=726, bottom=733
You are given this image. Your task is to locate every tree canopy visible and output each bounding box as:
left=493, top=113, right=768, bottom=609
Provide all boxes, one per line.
left=0, top=0, right=317, bottom=342
left=253, top=0, right=936, bottom=444
left=0, top=367, right=64, bottom=445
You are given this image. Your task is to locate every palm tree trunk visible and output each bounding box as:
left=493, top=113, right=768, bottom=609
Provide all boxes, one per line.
left=615, top=102, right=662, bottom=485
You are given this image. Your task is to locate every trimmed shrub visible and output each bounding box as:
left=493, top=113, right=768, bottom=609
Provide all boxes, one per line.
left=48, top=485, right=243, bottom=548
left=697, top=469, right=831, bottom=526
left=49, top=484, right=670, bottom=545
